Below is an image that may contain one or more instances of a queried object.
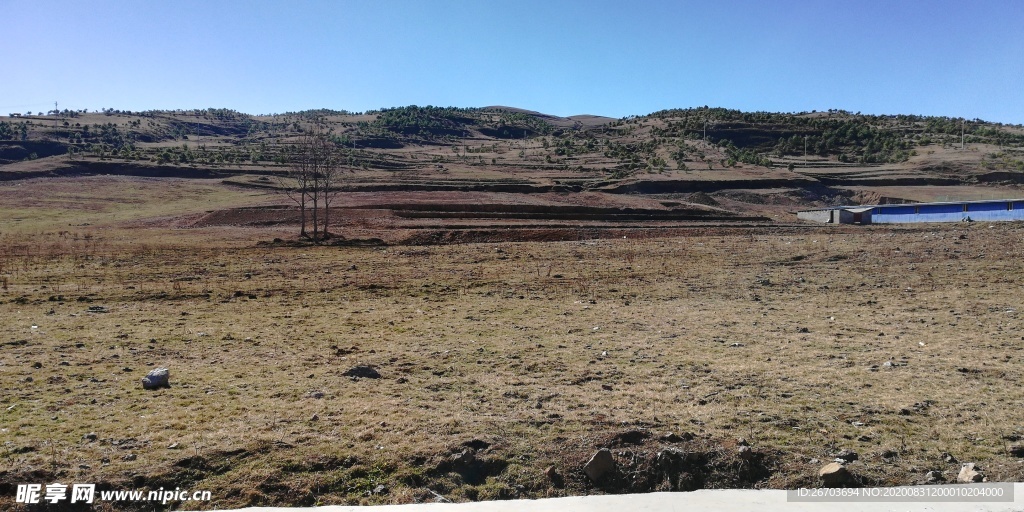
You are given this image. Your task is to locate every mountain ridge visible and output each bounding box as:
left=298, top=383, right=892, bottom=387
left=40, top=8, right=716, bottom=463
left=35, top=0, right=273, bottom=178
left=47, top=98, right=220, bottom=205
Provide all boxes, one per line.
left=2, top=105, right=1023, bottom=217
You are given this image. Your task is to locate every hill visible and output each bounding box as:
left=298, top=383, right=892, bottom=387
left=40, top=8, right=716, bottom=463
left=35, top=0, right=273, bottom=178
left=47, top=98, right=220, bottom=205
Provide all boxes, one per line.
left=2, top=105, right=1023, bottom=241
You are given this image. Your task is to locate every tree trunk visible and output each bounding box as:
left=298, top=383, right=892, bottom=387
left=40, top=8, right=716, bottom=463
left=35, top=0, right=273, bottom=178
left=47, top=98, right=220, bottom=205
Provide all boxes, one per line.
left=310, top=192, right=320, bottom=242
left=323, top=191, right=331, bottom=239
left=299, top=189, right=307, bottom=237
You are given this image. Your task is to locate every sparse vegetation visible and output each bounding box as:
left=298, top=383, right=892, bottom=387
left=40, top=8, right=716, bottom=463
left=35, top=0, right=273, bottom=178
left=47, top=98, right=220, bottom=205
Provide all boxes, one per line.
left=3, top=105, right=1023, bottom=188
left=3, top=204, right=1024, bottom=509
left=3, top=105, right=1024, bottom=509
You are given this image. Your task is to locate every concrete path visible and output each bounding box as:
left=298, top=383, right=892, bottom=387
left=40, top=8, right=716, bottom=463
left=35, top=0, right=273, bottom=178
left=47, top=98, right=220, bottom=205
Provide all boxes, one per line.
left=232, top=484, right=1024, bottom=512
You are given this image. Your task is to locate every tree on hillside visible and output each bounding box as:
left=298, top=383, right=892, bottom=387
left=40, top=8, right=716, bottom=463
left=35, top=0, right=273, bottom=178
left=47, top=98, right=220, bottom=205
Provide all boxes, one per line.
left=281, top=122, right=343, bottom=242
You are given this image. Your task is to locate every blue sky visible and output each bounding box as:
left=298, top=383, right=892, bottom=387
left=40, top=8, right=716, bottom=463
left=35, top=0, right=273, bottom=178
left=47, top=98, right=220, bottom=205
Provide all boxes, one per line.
left=3, top=0, right=1022, bottom=123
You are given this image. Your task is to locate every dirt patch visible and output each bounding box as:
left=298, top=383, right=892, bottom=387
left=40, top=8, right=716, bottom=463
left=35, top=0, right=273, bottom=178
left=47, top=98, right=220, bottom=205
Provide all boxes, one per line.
left=685, top=191, right=720, bottom=206
left=394, top=225, right=796, bottom=245
left=189, top=206, right=298, bottom=227
left=713, top=189, right=811, bottom=206
left=172, top=194, right=771, bottom=241
left=598, top=177, right=819, bottom=194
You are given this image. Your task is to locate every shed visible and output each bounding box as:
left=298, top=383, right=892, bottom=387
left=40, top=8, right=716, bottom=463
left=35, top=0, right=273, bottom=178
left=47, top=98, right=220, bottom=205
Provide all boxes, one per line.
left=798, top=199, right=1024, bottom=224
left=797, top=206, right=873, bottom=224
left=837, top=207, right=873, bottom=225
left=872, top=200, right=1024, bottom=223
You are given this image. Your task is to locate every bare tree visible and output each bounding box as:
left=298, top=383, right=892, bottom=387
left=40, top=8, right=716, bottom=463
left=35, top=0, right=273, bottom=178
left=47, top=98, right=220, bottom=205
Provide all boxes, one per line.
left=280, top=120, right=342, bottom=242
left=280, top=147, right=312, bottom=238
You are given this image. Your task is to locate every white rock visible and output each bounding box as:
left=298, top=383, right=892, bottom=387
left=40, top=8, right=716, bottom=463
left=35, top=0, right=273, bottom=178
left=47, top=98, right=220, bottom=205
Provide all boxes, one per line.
left=141, top=367, right=170, bottom=390
left=583, top=448, right=615, bottom=482
left=957, top=463, right=985, bottom=483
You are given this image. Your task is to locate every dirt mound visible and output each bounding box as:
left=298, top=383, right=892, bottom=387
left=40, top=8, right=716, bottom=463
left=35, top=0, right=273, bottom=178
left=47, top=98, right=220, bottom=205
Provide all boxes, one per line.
left=713, top=190, right=779, bottom=205
left=686, top=191, right=720, bottom=206
left=845, top=189, right=918, bottom=205
left=190, top=206, right=298, bottom=227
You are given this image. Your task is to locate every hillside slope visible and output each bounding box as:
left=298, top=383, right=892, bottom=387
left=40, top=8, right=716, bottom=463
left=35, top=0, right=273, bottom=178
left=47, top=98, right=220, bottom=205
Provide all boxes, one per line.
left=2, top=105, right=1023, bottom=220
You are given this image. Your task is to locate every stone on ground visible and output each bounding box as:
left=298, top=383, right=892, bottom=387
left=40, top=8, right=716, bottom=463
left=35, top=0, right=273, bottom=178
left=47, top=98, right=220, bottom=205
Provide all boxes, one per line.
left=583, top=448, right=616, bottom=482
left=819, top=462, right=855, bottom=487
left=141, top=367, right=170, bottom=390
left=957, top=463, right=985, bottom=483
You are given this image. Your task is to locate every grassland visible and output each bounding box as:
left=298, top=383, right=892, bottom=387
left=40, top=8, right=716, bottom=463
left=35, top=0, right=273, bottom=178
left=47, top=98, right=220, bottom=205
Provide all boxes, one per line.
left=2, top=176, right=1024, bottom=510
left=2, top=105, right=1024, bottom=509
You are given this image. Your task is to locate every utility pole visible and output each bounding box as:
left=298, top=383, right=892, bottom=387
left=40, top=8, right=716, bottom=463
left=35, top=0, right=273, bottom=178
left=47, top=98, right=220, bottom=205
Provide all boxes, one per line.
left=804, top=135, right=808, bottom=161
left=961, top=119, right=965, bottom=150
left=48, top=101, right=59, bottom=141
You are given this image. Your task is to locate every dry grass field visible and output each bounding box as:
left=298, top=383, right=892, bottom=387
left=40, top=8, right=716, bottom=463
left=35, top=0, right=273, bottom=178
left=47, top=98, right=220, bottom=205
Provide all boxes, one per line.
left=3, top=177, right=1024, bottom=509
